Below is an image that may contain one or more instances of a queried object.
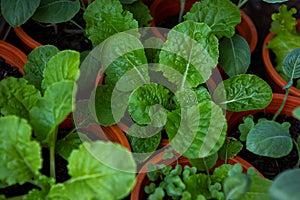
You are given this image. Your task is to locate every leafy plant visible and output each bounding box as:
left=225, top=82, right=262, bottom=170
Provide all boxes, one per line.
left=267, top=4, right=300, bottom=89
left=144, top=147, right=272, bottom=200
left=236, top=48, right=300, bottom=166
left=0, top=45, right=137, bottom=199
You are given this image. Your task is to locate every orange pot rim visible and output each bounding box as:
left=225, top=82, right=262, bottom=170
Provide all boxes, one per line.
left=13, top=26, right=42, bottom=51
left=262, top=19, right=300, bottom=97
left=0, top=40, right=27, bottom=75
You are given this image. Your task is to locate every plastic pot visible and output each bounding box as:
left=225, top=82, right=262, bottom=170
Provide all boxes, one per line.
left=0, top=40, right=27, bottom=75
left=262, top=20, right=300, bottom=97
left=130, top=148, right=263, bottom=200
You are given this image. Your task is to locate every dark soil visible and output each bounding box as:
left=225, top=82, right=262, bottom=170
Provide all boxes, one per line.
left=22, top=10, right=92, bottom=52
left=0, top=56, right=22, bottom=81
left=229, top=112, right=300, bottom=180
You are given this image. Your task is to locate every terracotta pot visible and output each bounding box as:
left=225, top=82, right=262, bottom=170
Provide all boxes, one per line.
left=78, top=123, right=131, bottom=151
left=0, top=40, right=27, bottom=75
left=226, top=93, right=300, bottom=133
left=13, top=27, right=42, bottom=52
left=130, top=148, right=263, bottom=200
left=262, top=20, right=300, bottom=97
left=149, top=0, right=257, bottom=53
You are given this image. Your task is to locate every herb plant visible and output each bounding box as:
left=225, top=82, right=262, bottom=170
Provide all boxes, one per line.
left=237, top=48, right=300, bottom=165
left=0, top=45, right=137, bottom=199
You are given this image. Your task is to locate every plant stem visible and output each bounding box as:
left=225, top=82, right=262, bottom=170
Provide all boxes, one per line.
left=272, top=87, right=290, bottom=121
left=49, top=126, right=58, bottom=180
left=202, top=158, right=211, bottom=182
left=70, top=19, right=84, bottom=31
left=237, top=0, right=248, bottom=8
left=178, top=0, right=186, bottom=23
left=293, top=139, right=300, bottom=168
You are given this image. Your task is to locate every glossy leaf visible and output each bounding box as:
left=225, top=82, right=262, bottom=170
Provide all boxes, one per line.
left=42, top=50, right=80, bottom=90
left=0, top=78, right=41, bottom=120
left=47, top=141, right=137, bottom=199
left=184, top=0, right=241, bottom=38
left=0, top=116, right=42, bottom=186
left=123, top=1, right=152, bottom=27
left=174, top=87, right=210, bottom=109
left=269, top=169, right=300, bottom=200
left=246, top=121, right=293, bottom=158
left=1, top=0, right=40, bottom=26
left=214, top=74, right=272, bottom=111
left=185, top=174, right=211, bottom=199
left=83, top=0, right=139, bottom=45
left=219, top=34, right=251, bottom=77
left=128, top=83, right=171, bottom=125
left=166, top=101, right=227, bottom=159
left=155, top=21, right=219, bottom=89
left=282, top=48, right=300, bottom=80
left=32, top=0, right=80, bottom=23
left=224, top=174, right=251, bottom=200
left=30, top=81, right=76, bottom=142
left=23, top=45, right=59, bottom=91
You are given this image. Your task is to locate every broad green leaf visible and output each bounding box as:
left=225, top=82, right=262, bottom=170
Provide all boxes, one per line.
left=0, top=77, right=41, bottom=120
left=94, top=85, right=130, bottom=126
left=211, top=164, right=233, bottom=184
left=214, top=74, right=272, bottom=111
left=183, top=0, right=241, bottom=38
left=185, top=174, right=211, bottom=199
left=282, top=48, right=300, bottom=80
left=30, top=81, right=76, bottom=142
left=238, top=115, right=255, bottom=141
left=174, top=87, right=210, bottom=109
left=23, top=45, right=59, bottom=91
left=83, top=0, right=139, bottom=45
left=32, top=0, right=80, bottom=23
left=0, top=116, right=42, bottom=185
left=56, top=132, right=90, bottom=160
left=1, top=0, right=40, bottom=26
left=42, top=50, right=80, bottom=90
left=269, top=169, right=300, bottom=200
left=128, top=83, right=171, bottom=125
left=127, top=131, right=161, bottom=162
left=47, top=141, right=136, bottom=199
left=189, top=153, right=218, bottom=172
left=155, top=21, right=219, bottom=89
left=166, top=101, right=227, bottom=159
left=224, top=174, right=251, bottom=200
left=218, top=139, right=243, bottom=161
left=240, top=175, right=272, bottom=200
left=123, top=0, right=152, bottom=27
left=246, top=120, right=293, bottom=158
left=219, top=34, right=251, bottom=77
left=293, top=107, right=300, bottom=120
left=149, top=104, right=168, bottom=128
left=270, top=5, right=297, bottom=35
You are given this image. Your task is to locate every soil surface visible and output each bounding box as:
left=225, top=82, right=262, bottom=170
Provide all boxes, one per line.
left=22, top=10, right=92, bottom=52
left=0, top=56, right=22, bottom=81
left=229, top=112, right=300, bottom=180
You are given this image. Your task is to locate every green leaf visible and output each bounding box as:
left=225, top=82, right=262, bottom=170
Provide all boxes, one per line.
left=189, top=153, right=218, bottom=171
left=128, top=83, right=171, bottom=125
left=47, top=141, right=137, bottom=199
left=123, top=0, right=152, bottom=27
left=42, top=50, right=80, bottom=90
left=174, top=87, right=210, bottom=109
left=32, top=0, right=80, bottom=23
left=73, top=100, right=96, bottom=128
left=166, top=101, right=227, bottom=159
left=56, top=132, right=90, bottom=161
left=238, top=115, right=255, bottom=142
left=30, top=81, right=76, bottom=142
left=218, top=139, right=243, bottom=161
left=127, top=131, right=161, bottom=162
left=185, top=174, right=211, bottom=199
left=83, top=0, right=139, bottom=45
left=183, top=0, right=241, bottom=38
left=224, top=174, right=251, bottom=200
left=246, top=120, right=293, bottom=158
left=155, top=21, right=219, bottom=89
left=0, top=116, right=42, bottom=186
left=263, top=0, right=288, bottom=3
left=94, top=85, right=130, bottom=126
left=0, top=77, right=41, bottom=120
left=214, top=74, right=272, bottom=111
left=282, top=48, right=300, bottom=80
left=23, top=45, right=59, bottom=91
left=211, top=164, right=233, bottom=184
left=1, top=0, right=40, bottom=26
left=269, top=169, right=300, bottom=200
left=240, top=175, right=272, bottom=200
left=120, top=0, right=138, bottom=4
left=219, top=34, right=251, bottom=77
left=293, top=107, right=300, bottom=120
left=149, top=104, right=168, bottom=128
left=270, top=5, right=297, bottom=35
